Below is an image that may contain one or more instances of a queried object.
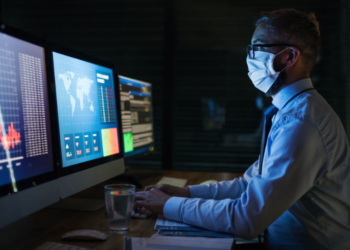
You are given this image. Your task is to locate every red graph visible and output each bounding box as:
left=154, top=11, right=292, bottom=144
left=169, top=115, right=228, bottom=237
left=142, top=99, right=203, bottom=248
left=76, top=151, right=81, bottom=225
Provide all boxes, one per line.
left=0, top=122, right=21, bottom=150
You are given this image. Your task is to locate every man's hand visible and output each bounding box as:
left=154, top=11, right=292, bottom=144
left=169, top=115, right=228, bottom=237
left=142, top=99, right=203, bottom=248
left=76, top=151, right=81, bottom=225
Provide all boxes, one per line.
left=133, top=188, right=171, bottom=215
left=144, top=184, right=191, bottom=198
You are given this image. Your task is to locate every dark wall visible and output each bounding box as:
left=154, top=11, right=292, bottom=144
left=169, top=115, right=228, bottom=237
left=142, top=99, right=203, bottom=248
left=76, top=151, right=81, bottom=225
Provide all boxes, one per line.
left=171, top=0, right=345, bottom=171
left=0, top=0, right=2, bottom=22
left=3, top=0, right=165, bottom=169
left=3, top=0, right=349, bottom=172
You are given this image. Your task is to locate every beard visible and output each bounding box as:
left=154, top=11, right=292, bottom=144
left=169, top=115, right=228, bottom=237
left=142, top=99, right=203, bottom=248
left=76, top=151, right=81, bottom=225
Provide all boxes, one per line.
left=265, top=70, right=286, bottom=97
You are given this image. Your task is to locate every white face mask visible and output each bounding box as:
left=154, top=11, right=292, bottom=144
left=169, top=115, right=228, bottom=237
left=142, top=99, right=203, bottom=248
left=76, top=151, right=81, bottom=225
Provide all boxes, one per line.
left=246, top=48, right=288, bottom=93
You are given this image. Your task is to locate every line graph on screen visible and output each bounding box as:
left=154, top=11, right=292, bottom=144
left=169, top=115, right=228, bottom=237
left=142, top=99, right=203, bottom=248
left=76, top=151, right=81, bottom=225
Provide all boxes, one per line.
left=0, top=49, right=23, bottom=161
left=0, top=49, right=23, bottom=192
left=0, top=105, right=18, bottom=192
left=0, top=122, right=21, bottom=151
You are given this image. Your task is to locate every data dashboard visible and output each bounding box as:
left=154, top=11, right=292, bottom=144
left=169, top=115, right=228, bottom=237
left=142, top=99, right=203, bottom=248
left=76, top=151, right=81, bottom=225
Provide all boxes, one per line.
left=119, top=76, right=153, bottom=158
left=0, top=31, right=53, bottom=190
left=52, top=52, right=120, bottom=168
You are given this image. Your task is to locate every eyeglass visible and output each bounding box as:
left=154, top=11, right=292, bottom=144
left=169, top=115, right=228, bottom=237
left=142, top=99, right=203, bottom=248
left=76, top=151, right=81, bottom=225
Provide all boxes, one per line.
left=247, top=44, right=298, bottom=59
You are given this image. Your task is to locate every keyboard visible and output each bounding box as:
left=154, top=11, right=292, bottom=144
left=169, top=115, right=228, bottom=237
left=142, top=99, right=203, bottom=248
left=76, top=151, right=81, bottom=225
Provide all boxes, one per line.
left=157, top=177, right=187, bottom=187
left=35, top=241, right=95, bottom=250
left=132, top=177, right=188, bottom=219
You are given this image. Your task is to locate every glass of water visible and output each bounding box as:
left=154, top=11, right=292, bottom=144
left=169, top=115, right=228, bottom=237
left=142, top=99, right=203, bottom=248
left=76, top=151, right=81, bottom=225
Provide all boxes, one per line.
left=104, top=184, right=135, bottom=233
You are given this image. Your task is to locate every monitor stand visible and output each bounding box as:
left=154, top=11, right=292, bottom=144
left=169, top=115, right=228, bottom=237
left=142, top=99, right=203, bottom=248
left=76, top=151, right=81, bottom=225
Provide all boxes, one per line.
left=49, top=198, right=105, bottom=212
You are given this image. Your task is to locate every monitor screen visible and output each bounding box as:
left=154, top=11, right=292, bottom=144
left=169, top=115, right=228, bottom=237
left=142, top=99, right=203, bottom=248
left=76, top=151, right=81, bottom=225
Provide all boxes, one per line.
left=52, top=52, right=121, bottom=168
left=119, top=75, right=154, bottom=158
left=0, top=31, right=53, bottom=194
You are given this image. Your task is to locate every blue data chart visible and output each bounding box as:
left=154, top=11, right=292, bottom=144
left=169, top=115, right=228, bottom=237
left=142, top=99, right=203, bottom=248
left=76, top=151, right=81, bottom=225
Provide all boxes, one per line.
left=64, top=134, right=75, bottom=161
left=83, top=132, right=93, bottom=156
left=53, top=52, right=120, bottom=168
left=92, top=131, right=101, bottom=154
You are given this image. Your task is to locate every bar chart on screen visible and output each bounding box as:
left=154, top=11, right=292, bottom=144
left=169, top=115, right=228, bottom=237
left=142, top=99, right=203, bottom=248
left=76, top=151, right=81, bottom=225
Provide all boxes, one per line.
left=98, top=85, right=116, bottom=123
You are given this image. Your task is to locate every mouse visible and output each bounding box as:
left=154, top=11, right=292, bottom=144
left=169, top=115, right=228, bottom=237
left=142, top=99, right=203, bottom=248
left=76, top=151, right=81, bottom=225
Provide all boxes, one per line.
left=200, top=180, right=218, bottom=185
left=61, top=229, right=107, bottom=241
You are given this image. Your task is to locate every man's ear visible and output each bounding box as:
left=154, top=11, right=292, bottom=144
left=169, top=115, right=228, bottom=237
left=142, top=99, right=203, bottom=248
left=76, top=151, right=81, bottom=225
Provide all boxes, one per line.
left=273, top=47, right=300, bottom=72
left=285, top=47, right=300, bottom=68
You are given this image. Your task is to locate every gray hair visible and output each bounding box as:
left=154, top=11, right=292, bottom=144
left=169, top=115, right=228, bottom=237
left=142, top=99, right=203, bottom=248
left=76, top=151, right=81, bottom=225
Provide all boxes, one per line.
left=255, top=9, right=321, bottom=70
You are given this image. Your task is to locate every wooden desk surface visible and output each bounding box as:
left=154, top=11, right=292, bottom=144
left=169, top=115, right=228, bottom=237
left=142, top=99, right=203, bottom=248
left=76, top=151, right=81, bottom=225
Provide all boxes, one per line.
left=0, top=170, right=243, bottom=250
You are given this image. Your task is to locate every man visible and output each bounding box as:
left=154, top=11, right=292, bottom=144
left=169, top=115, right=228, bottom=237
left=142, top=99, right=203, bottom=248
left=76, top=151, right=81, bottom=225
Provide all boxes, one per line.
left=134, top=9, right=350, bottom=250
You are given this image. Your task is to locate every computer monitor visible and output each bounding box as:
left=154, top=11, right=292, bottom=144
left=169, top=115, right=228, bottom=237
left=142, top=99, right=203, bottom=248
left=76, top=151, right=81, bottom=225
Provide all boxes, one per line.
left=119, top=75, right=154, bottom=160
left=0, top=24, right=59, bottom=228
left=49, top=46, right=125, bottom=199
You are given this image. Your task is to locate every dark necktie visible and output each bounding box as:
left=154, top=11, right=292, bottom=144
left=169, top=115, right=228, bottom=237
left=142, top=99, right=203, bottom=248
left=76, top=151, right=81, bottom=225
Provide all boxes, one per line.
left=258, top=105, right=278, bottom=175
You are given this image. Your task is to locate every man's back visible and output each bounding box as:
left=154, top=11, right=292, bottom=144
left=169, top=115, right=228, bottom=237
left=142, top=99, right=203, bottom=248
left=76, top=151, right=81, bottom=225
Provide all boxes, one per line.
left=265, top=80, right=350, bottom=250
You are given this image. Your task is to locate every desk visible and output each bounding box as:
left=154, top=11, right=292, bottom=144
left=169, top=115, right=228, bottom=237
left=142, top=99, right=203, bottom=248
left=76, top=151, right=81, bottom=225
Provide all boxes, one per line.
left=0, top=170, right=243, bottom=250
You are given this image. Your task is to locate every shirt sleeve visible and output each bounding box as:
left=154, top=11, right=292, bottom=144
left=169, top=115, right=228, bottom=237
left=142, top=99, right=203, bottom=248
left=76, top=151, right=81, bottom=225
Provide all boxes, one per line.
left=188, top=161, right=257, bottom=200
left=163, top=117, right=329, bottom=239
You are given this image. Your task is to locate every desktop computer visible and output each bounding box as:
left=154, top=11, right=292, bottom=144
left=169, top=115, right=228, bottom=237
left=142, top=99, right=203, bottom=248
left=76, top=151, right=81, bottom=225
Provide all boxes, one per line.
left=117, top=76, right=160, bottom=187
left=48, top=45, right=125, bottom=203
left=0, top=24, right=59, bottom=228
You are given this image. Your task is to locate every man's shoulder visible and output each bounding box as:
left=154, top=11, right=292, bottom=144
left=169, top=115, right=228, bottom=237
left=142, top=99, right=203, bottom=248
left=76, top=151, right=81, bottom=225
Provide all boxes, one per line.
left=279, top=90, right=335, bottom=125
left=271, top=90, right=340, bottom=136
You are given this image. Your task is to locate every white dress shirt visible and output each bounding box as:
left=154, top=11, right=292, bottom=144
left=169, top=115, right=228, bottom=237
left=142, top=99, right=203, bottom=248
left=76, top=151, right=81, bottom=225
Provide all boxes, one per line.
left=163, top=78, right=350, bottom=250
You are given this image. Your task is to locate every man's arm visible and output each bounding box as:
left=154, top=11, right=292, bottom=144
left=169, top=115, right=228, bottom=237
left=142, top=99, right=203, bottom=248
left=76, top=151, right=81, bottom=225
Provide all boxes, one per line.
left=163, top=118, right=329, bottom=239
left=143, top=161, right=257, bottom=200
left=188, top=161, right=257, bottom=200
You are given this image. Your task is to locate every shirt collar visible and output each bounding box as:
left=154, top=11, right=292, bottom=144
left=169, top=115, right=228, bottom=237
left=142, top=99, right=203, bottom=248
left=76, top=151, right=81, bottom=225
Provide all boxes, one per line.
left=272, top=78, right=314, bottom=110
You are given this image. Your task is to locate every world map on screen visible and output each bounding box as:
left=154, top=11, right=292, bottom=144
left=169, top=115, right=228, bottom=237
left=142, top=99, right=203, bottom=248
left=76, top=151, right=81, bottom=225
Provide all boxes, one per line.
left=58, top=71, right=95, bottom=116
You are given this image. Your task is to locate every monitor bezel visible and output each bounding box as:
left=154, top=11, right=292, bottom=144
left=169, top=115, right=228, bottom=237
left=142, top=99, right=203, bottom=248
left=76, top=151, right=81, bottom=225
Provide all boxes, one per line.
left=118, top=75, right=155, bottom=163
left=46, top=44, right=125, bottom=178
left=0, top=23, right=57, bottom=197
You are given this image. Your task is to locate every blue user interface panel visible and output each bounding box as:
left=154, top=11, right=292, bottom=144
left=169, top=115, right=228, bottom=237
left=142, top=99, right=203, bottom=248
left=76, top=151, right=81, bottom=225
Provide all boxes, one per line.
left=0, top=32, right=53, bottom=190
left=52, top=52, right=120, bottom=168
left=119, top=76, right=153, bottom=158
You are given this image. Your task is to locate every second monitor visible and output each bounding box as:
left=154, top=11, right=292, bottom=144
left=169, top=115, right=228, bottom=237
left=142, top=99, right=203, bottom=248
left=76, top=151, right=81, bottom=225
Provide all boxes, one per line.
left=119, top=75, right=154, bottom=160
left=50, top=48, right=125, bottom=199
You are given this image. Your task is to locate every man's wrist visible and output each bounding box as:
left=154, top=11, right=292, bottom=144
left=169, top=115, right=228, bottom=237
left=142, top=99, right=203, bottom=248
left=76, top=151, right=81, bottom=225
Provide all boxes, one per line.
left=163, top=197, right=186, bottom=221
